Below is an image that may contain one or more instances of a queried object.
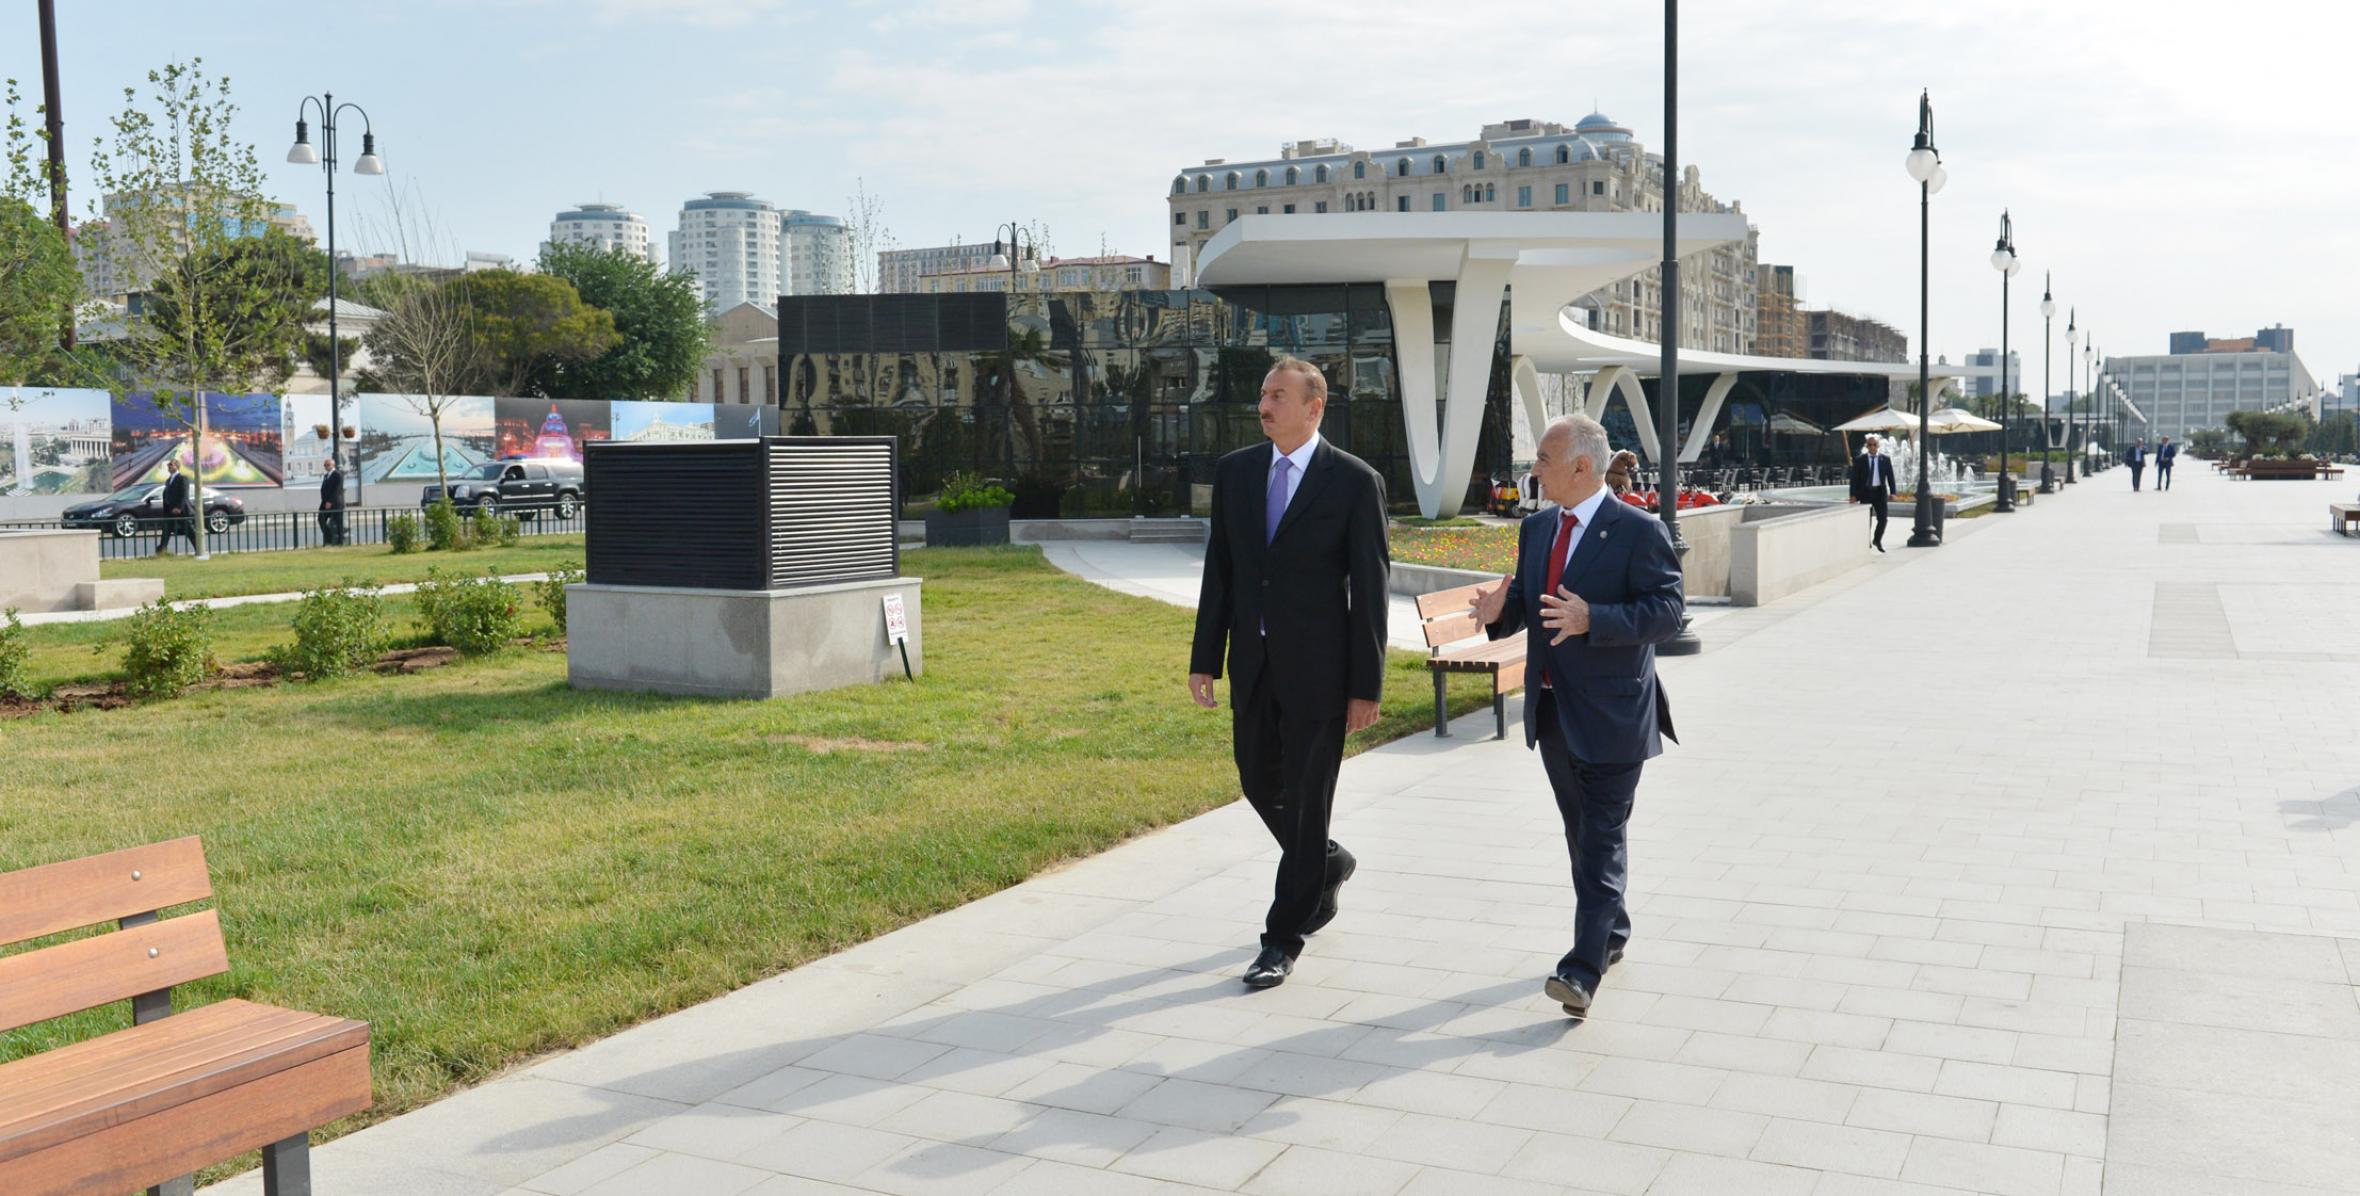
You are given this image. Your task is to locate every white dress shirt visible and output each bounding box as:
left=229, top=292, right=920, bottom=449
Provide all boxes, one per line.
left=1538, top=486, right=1612, bottom=688
left=1268, top=431, right=1321, bottom=516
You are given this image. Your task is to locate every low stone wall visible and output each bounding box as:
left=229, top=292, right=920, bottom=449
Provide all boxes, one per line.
left=1729, top=504, right=1873, bottom=606
left=1668, top=505, right=1743, bottom=600
left=568, top=575, right=923, bottom=700
left=0, top=529, right=101, bottom=614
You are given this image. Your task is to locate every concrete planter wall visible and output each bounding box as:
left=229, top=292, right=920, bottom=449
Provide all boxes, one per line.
left=924, top=507, right=1011, bottom=547
left=1729, top=505, right=1874, bottom=606
left=0, top=529, right=162, bottom=613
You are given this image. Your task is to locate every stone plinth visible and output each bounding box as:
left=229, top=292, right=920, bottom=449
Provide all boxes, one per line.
left=566, top=576, right=923, bottom=700
left=0, top=529, right=102, bottom=614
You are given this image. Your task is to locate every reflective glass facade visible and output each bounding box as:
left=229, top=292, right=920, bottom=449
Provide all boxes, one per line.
left=779, top=286, right=1516, bottom=517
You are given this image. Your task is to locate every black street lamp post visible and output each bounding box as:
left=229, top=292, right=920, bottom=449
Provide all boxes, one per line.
left=1904, top=92, right=1948, bottom=548
left=287, top=95, right=383, bottom=479
left=1989, top=212, right=2020, bottom=512
left=1655, top=0, right=1699, bottom=654
left=2064, top=310, right=2079, bottom=483
left=2039, top=274, right=2058, bottom=490
left=985, top=222, right=1040, bottom=288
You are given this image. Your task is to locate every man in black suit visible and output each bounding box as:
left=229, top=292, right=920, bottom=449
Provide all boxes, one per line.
left=2155, top=436, right=2176, bottom=491
left=318, top=457, right=346, bottom=545
left=1189, top=356, right=1390, bottom=989
left=2127, top=438, right=2147, bottom=491
left=1849, top=434, right=1897, bottom=552
left=1471, top=414, right=1683, bottom=1017
left=157, top=457, right=193, bottom=556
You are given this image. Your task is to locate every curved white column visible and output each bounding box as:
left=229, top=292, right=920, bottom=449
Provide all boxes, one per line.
left=1386, top=250, right=1514, bottom=517
left=1678, top=372, right=1741, bottom=463
left=1512, top=355, right=1547, bottom=454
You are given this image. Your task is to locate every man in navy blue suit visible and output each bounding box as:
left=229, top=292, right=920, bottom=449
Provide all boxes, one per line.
left=1472, top=414, right=1684, bottom=1017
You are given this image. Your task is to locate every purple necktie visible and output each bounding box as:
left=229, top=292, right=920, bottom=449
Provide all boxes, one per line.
left=1265, top=456, right=1293, bottom=544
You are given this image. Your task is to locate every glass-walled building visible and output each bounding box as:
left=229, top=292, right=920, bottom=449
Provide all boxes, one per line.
left=776, top=287, right=1516, bottom=518
left=777, top=288, right=1976, bottom=517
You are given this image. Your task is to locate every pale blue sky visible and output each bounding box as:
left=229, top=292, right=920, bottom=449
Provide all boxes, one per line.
left=8, top=0, right=2356, bottom=382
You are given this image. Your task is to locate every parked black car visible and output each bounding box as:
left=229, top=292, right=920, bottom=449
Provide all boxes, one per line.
left=59, top=483, right=248, bottom=538
left=420, top=459, right=585, bottom=519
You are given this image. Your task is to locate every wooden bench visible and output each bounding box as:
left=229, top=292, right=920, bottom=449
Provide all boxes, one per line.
left=1415, top=582, right=1525, bottom=740
left=0, top=837, right=370, bottom=1196
left=2332, top=504, right=2360, bottom=536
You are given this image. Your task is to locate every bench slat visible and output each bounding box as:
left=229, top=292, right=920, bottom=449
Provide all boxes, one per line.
left=0, top=1044, right=370, bottom=1196
left=0, top=1000, right=328, bottom=1128
left=1414, top=583, right=1490, bottom=619
left=0, top=838, right=211, bottom=948
left=0, top=910, right=230, bottom=1034
left=1422, top=610, right=1483, bottom=648
left=0, top=1001, right=367, bottom=1164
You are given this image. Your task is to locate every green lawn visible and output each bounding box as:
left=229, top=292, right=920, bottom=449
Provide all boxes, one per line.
left=0, top=546, right=1490, bottom=1171
left=100, top=534, right=588, bottom=602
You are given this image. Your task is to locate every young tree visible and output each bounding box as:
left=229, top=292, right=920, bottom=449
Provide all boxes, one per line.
left=88, top=60, right=311, bottom=558
left=355, top=273, right=482, bottom=499
left=844, top=177, right=891, bottom=294
left=536, top=242, right=705, bottom=400
left=1, top=79, right=80, bottom=394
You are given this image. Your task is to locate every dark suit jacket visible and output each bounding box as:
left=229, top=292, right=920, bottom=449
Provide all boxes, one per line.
left=2126, top=445, right=2147, bottom=466
left=1190, top=438, right=1390, bottom=718
left=320, top=469, right=344, bottom=508
left=1849, top=453, right=1896, bottom=501
left=1486, top=495, right=1683, bottom=763
left=161, top=472, right=191, bottom=514
left=2157, top=443, right=2177, bottom=464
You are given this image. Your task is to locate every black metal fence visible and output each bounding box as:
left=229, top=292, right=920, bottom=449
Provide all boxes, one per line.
left=0, top=505, right=590, bottom=561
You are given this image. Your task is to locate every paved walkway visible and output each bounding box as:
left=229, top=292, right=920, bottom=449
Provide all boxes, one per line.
left=213, top=466, right=2360, bottom=1195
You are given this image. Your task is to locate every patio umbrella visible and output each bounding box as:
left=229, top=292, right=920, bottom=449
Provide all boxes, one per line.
left=1834, top=407, right=1920, bottom=433
left=1926, top=407, right=2001, bottom=434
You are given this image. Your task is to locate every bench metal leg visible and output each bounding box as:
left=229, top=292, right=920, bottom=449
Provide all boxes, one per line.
left=262, top=1132, right=311, bottom=1196
left=1432, top=670, right=1450, bottom=738
left=1494, top=690, right=1507, bottom=741
left=147, top=1177, right=194, bottom=1196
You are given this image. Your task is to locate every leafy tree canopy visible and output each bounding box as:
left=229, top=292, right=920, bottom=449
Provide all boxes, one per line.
left=536, top=242, right=709, bottom=401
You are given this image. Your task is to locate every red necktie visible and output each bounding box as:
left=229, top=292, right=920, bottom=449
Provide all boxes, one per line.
left=1539, top=509, right=1580, bottom=687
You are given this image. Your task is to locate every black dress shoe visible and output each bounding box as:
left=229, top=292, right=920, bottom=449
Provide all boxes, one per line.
left=1243, top=948, right=1294, bottom=989
left=1301, top=849, right=1358, bottom=936
left=1543, top=971, right=1594, bottom=1017
left=1607, top=944, right=1625, bottom=968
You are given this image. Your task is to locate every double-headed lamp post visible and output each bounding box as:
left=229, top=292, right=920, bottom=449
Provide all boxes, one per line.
left=287, top=95, right=383, bottom=477
left=2039, top=275, right=2058, bottom=490
left=985, top=223, right=1040, bottom=291
left=1988, top=212, right=2020, bottom=512
left=1903, top=91, right=1949, bottom=548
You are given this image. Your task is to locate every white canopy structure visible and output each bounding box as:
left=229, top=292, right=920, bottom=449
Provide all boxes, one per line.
left=1195, top=212, right=1965, bottom=516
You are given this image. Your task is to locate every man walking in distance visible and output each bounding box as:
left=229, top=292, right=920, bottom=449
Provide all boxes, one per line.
left=1849, top=434, right=1897, bottom=552
left=1189, top=356, right=1390, bottom=990
left=157, top=456, right=193, bottom=556
left=2155, top=436, right=2176, bottom=491
left=1471, top=415, right=1682, bottom=1017
left=318, top=456, right=347, bottom=546
left=2127, top=438, right=2147, bottom=491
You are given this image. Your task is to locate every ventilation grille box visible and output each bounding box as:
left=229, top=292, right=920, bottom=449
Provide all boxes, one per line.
left=585, top=436, right=899, bottom=591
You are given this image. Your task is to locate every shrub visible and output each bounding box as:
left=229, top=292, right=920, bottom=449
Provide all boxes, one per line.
left=469, top=502, right=502, bottom=548
left=936, top=470, right=1015, bottom=514
left=0, top=608, right=30, bottom=700
left=115, top=600, right=215, bottom=699
left=424, top=498, right=468, bottom=551
left=415, top=568, right=523, bottom=656
left=385, top=512, right=422, bottom=554
left=496, top=514, right=522, bottom=547
left=274, top=581, right=390, bottom=680
left=536, top=565, right=584, bottom=636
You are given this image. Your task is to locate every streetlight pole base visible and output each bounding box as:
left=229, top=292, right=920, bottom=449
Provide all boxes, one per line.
left=1905, top=493, right=1941, bottom=547
left=1661, top=538, right=1702, bottom=655
left=1993, top=471, right=2016, bottom=513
